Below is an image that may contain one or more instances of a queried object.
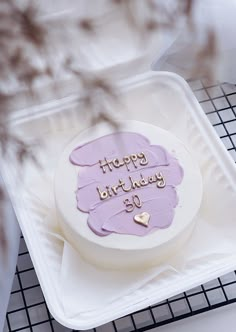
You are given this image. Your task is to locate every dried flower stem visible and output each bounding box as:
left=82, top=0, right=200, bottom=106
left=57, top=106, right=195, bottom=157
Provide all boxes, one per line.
left=0, top=0, right=217, bottom=255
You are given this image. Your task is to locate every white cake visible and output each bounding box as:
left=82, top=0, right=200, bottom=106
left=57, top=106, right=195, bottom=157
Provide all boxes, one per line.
left=54, top=121, right=202, bottom=270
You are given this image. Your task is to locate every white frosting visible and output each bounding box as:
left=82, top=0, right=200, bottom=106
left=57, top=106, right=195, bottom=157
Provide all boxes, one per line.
left=54, top=121, right=203, bottom=269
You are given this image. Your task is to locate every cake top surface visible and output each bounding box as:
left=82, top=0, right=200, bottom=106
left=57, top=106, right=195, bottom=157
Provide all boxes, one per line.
left=70, top=132, right=183, bottom=237
left=55, top=121, right=202, bottom=250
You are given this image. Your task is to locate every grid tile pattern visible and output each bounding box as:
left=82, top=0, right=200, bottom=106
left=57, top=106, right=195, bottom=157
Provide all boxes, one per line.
left=4, top=80, right=236, bottom=332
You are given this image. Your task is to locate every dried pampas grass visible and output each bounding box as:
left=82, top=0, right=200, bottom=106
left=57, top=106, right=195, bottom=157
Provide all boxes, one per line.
left=0, top=0, right=217, bottom=253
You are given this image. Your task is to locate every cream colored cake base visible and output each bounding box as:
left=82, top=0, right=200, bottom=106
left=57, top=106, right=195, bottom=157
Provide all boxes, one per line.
left=54, top=121, right=203, bottom=270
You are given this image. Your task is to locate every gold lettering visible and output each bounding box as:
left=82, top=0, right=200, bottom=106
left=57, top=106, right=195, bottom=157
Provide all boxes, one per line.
left=99, top=151, right=148, bottom=173
left=148, top=175, right=156, bottom=184
left=124, top=195, right=142, bottom=213
left=99, top=157, right=113, bottom=173
left=106, top=186, right=113, bottom=197
left=119, top=179, right=131, bottom=192
left=111, top=185, right=119, bottom=195
left=129, top=176, right=141, bottom=189
left=133, top=195, right=142, bottom=208
left=99, top=160, right=106, bottom=173
left=123, top=156, right=131, bottom=171
left=130, top=154, right=138, bottom=168
left=97, top=187, right=108, bottom=200
left=156, top=172, right=166, bottom=188
left=140, top=173, right=148, bottom=186
left=138, top=152, right=148, bottom=166
left=97, top=171, right=165, bottom=201
left=113, top=158, right=124, bottom=168
left=124, top=198, right=134, bottom=212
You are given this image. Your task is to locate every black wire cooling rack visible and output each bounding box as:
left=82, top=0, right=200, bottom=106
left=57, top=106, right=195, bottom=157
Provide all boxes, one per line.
left=3, top=79, right=236, bottom=332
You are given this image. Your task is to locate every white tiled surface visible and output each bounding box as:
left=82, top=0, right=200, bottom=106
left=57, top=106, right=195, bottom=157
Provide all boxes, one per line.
left=149, top=303, right=236, bottom=332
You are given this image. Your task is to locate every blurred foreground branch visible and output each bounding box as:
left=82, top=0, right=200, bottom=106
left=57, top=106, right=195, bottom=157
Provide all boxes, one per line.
left=0, top=0, right=217, bottom=254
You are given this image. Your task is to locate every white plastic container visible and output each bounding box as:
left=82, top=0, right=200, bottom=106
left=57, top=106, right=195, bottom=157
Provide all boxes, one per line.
left=1, top=71, right=236, bottom=330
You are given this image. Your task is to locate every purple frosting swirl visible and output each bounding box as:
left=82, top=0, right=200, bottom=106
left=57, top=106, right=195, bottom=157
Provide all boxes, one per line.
left=70, top=132, right=184, bottom=236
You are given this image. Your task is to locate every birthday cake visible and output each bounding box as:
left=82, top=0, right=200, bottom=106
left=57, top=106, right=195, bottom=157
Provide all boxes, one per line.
left=54, top=121, right=202, bottom=269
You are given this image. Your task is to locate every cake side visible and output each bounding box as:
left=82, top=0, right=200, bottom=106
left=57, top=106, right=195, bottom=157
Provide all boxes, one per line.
left=57, top=212, right=196, bottom=269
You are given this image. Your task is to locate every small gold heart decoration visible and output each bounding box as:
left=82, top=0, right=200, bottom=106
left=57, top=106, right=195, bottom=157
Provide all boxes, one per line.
left=134, top=212, right=150, bottom=227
